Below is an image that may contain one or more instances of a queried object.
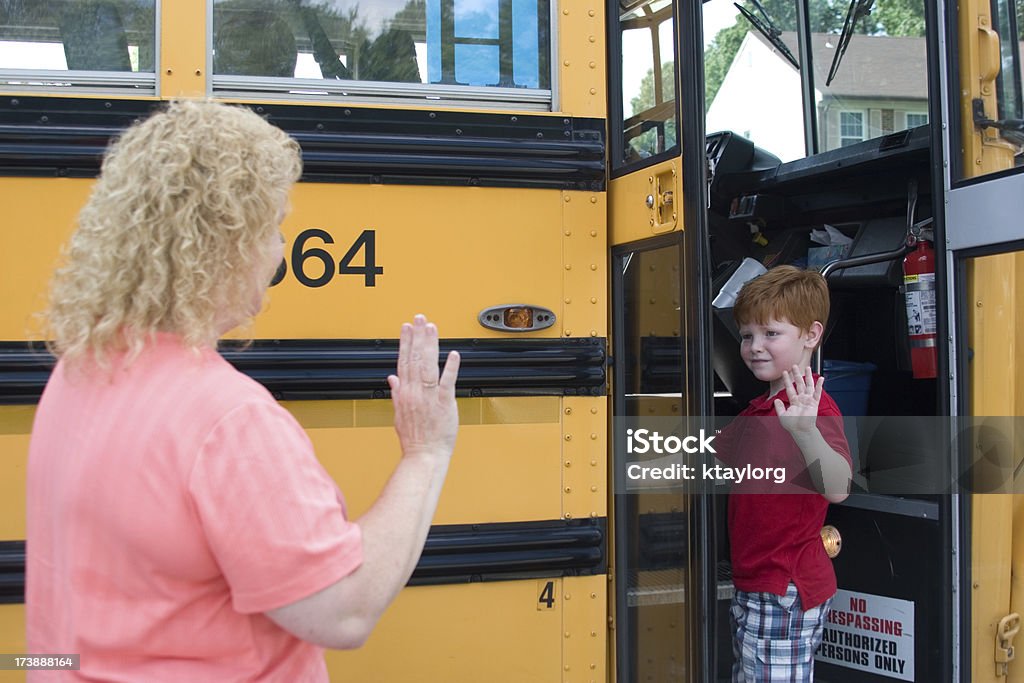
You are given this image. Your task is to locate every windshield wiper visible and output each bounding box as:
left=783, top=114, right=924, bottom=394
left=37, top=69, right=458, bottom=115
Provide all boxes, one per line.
left=826, top=0, right=875, bottom=86
left=734, top=0, right=798, bottom=70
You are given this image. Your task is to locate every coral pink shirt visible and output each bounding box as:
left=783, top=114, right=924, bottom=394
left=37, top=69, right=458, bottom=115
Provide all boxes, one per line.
left=26, top=334, right=363, bottom=682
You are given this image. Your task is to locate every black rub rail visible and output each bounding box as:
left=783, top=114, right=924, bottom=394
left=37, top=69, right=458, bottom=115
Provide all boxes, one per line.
left=0, top=338, right=607, bottom=404
left=0, top=97, right=606, bottom=190
left=0, top=519, right=606, bottom=603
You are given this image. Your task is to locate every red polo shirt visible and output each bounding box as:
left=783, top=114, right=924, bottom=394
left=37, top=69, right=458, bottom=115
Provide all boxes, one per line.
left=716, top=384, right=851, bottom=609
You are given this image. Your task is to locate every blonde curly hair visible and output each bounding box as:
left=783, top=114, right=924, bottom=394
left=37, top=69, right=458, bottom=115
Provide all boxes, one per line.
left=45, top=99, right=302, bottom=368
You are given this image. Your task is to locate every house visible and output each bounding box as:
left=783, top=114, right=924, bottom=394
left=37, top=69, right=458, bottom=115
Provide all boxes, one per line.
left=706, top=30, right=929, bottom=162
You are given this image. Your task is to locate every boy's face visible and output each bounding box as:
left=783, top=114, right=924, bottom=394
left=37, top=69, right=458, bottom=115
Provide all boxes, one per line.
left=737, top=316, right=823, bottom=392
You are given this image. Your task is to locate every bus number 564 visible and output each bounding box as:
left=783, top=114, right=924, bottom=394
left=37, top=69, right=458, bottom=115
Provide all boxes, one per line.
left=271, top=228, right=383, bottom=288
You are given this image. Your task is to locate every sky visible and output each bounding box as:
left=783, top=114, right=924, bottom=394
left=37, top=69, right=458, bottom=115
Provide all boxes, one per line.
left=703, top=0, right=740, bottom=48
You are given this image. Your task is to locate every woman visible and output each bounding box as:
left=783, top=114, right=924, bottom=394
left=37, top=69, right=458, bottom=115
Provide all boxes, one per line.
left=27, top=100, right=459, bottom=681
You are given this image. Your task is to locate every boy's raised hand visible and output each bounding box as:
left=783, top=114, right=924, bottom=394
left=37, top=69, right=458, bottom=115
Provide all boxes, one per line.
left=774, top=365, right=824, bottom=434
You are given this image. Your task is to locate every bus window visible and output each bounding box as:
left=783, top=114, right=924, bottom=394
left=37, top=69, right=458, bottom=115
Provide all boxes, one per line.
left=703, top=0, right=807, bottom=162
left=0, top=1, right=155, bottom=91
left=618, top=0, right=677, bottom=166
left=809, top=0, right=929, bottom=152
left=211, top=0, right=553, bottom=109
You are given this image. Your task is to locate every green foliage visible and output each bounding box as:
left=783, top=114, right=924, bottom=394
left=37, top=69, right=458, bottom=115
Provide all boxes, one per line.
left=632, top=59, right=675, bottom=115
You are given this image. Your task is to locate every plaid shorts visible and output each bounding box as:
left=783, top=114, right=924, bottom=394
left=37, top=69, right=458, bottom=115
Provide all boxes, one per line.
left=730, top=583, right=832, bottom=682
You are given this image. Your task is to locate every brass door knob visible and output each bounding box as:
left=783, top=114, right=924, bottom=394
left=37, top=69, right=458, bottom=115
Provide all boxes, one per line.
left=821, top=525, right=842, bottom=559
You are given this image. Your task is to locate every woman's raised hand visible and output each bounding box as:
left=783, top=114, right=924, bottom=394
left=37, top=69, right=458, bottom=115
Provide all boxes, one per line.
left=387, top=315, right=460, bottom=462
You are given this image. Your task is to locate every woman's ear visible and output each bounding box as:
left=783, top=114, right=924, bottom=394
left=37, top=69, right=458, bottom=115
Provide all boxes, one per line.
left=804, top=320, right=824, bottom=348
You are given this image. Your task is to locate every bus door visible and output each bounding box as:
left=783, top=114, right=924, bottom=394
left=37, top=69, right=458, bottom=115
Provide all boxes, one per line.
left=940, top=0, right=1024, bottom=680
left=607, top=0, right=713, bottom=680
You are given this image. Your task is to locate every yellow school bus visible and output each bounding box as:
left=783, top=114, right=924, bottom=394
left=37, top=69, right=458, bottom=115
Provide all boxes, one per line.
left=0, top=0, right=1022, bottom=682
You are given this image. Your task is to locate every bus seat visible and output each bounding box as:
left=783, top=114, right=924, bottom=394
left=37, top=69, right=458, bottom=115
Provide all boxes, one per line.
left=57, top=1, right=132, bottom=71
left=214, top=7, right=297, bottom=78
left=825, top=218, right=908, bottom=289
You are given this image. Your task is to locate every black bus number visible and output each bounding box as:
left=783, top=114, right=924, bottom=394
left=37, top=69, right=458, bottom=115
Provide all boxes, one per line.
left=538, top=581, right=555, bottom=609
left=283, top=228, right=383, bottom=288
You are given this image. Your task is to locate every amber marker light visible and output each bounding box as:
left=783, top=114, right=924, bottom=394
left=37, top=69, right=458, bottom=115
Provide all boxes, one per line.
left=503, top=307, right=533, bottom=329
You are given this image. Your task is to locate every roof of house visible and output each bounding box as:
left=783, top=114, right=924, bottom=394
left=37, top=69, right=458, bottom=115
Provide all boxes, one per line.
left=749, top=30, right=928, bottom=100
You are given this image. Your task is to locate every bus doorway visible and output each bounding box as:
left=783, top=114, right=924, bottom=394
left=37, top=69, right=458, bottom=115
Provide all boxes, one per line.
left=608, top=0, right=714, bottom=680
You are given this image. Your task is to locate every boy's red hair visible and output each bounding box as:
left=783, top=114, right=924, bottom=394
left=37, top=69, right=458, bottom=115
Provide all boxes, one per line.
left=733, top=265, right=830, bottom=335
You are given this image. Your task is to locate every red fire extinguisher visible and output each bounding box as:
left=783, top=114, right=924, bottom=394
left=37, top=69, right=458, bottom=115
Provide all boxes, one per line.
left=903, top=239, right=937, bottom=379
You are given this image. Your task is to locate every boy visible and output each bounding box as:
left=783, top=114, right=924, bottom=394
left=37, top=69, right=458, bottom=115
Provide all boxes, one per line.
left=716, top=265, right=852, bottom=682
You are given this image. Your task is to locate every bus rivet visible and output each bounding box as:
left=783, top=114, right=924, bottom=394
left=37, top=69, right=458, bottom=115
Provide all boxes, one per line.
left=590, top=196, right=597, bottom=203
left=565, top=195, right=571, bottom=202
left=591, top=460, right=597, bottom=466
left=563, top=8, right=569, bottom=14
left=565, top=513, right=573, bottom=519
left=650, top=218, right=655, bottom=226
left=591, top=485, right=597, bottom=492
left=565, top=593, right=571, bottom=600
left=589, top=9, right=595, bottom=16
left=591, top=662, right=597, bottom=667
left=590, top=264, right=597, bottom=271
left=565, top=330, right=572, bottom=336
left=166, top=68, right=172, bottom=75
left=565, top=264, right=572, bottom=270
left=565, top=434, right=572, bottom=441
left=591, top=407, right=597, bottom=414
left=565, top=631, right=571, bottom=638
left=565, top=230, right=572, bottom=236
left=590, top=230, right=597, bottom=237
left=590, top=330, right=597, bottom=337
left=589, top=61, right=596, bottom=69
left=591, top=297, right=598, bottom=304
left=565, top=460, right=572, bottom=467
left=195, top=69, right=201, bottom=76
left=589, top=35, right=596, bottom=42
left=977, top=301, right=983, bottom=307
left=591, top=433, right=597, bottom=440
left=565, top=665, right=570, bottom=671
left=590, top=88, right=597, bottom=95
left=565, top=407, right=573, bottom=415
left=590, top=511, right=597, bottom=517
left=591, top=593, right=597, bottom=599
left=564, top=60, right=570, bottom=67
left=565, top=298, right=571, bottom=304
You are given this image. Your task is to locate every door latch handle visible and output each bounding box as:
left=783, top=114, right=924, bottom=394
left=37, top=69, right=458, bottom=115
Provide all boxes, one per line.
left=996, top=613, right=1020, bottom=677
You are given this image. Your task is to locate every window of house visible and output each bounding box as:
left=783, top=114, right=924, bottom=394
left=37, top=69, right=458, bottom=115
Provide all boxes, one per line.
left=906, top=112, right=928, bottom=128
left=0, top=0, right=156, bottom=93
left=839, top=111, right=865, bottom=147
left=211, top=0, right=553, bottom=110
